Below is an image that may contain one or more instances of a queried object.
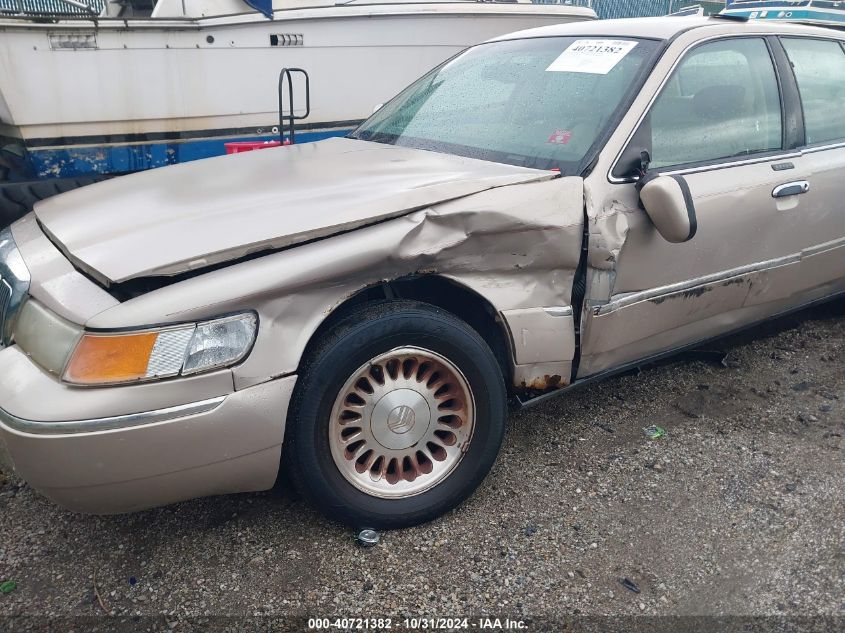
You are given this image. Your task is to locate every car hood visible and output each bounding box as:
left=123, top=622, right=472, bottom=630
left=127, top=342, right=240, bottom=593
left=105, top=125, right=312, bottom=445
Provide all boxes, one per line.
left=34, top=137, right=554, bottom=285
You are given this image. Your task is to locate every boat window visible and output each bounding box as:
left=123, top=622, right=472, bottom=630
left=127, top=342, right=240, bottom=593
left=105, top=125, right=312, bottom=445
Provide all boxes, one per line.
left=644, top=38, right=783, bottom=169
left=781, top=37, right=845, bottom=145
left=352, top=36, right=659, bottom=173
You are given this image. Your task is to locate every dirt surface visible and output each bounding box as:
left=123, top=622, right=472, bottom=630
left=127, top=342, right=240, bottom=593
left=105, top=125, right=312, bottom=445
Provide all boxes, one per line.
left=0, top=300, right=843, bottom=629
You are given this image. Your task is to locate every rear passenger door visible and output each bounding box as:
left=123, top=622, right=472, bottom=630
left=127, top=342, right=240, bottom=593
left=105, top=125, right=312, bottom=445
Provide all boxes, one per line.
left=579, top=36, right=810, bottom=377
left=778, top=36, right=845, bottom=295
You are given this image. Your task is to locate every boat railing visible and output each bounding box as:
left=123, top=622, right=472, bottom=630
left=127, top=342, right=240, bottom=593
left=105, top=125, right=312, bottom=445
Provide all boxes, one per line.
left=0, top=0, right=104, bottom=16
left=278, top=68, right=311, bottom=145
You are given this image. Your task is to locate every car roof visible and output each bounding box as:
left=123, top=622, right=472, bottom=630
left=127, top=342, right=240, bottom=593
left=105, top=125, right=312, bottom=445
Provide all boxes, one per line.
left=491, top=15, right=844, bottom=43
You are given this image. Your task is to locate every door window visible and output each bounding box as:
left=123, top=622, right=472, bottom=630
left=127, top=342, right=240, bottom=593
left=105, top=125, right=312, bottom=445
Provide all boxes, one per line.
left=781, top=37, right=845, bottom=145
left=645, top=38, right=783, bottom=169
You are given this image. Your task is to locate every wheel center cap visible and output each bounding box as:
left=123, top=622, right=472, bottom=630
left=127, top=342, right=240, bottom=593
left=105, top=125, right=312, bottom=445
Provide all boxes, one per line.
left=387, top=405, right=416, bottom=434
left=370, top=388, right=431, bottom=450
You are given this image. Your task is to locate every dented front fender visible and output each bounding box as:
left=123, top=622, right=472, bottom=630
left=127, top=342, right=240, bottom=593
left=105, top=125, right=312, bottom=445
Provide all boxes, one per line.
left=83, top=177, right=586, bottom=393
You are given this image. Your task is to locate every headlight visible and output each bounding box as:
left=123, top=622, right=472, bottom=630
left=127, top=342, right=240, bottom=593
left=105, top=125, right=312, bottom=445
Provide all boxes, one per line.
left=63, top=312, right=257, bottom=385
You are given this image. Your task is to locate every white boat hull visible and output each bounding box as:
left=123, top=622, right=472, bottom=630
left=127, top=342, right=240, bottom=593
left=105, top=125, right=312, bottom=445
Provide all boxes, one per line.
left=0, top=5, right=592, bottom=144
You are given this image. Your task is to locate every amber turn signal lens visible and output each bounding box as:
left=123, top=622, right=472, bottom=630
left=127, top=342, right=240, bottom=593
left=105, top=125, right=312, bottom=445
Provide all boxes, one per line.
left=64, top=333, right=158, bottom=385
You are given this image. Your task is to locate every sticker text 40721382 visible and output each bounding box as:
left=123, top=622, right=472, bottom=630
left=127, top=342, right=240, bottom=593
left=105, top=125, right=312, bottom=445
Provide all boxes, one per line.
left=546, top=39, right=638, bottom=74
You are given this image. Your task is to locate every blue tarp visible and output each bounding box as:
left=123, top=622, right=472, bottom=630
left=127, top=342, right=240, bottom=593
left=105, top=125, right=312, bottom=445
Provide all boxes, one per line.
left=244, top=0, right=273, bottom=18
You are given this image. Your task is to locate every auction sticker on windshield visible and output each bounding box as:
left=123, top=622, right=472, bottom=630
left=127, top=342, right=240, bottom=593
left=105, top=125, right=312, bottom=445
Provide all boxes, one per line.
left=546, top=39, right=638, bottom=74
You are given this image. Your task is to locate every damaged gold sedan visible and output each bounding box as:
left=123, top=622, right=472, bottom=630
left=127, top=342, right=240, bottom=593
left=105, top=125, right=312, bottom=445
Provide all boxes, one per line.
left=1, top=16, right=843, bottom=528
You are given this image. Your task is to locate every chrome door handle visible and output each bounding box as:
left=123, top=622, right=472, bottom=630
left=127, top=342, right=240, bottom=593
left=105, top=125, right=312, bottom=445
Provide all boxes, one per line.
left=772, top=181, right=810, bottom=198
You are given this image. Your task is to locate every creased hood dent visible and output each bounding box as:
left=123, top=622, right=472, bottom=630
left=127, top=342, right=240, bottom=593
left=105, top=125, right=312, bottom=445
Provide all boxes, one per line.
left=35, top=138, right=552, bottom=284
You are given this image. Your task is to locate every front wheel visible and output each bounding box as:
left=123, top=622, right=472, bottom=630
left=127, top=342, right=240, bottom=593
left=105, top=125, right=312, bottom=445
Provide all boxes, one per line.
left=284, top=300, right=507, bottom=529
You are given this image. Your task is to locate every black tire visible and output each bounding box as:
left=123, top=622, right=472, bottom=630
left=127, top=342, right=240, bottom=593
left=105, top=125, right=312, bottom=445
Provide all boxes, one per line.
left=0, top=176, right=107, bottom=228
left=284, top=300, right=507, bottom=529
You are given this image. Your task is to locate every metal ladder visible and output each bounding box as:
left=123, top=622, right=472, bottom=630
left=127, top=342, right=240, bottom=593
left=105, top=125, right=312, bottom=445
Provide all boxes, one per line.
left=278, top=68, right=311, bottom=145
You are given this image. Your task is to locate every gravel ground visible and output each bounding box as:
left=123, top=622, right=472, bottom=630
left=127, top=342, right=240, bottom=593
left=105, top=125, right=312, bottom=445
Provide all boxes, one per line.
left=0, top=300, right=843, bottom=629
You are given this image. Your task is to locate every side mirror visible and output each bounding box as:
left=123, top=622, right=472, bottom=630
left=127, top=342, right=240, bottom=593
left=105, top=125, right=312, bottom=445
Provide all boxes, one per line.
left=638, top=175, right=698, bottom=243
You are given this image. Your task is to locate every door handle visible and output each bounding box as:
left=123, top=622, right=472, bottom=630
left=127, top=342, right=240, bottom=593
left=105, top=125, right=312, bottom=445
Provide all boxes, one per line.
left=772, top=181, right=810, bottom=198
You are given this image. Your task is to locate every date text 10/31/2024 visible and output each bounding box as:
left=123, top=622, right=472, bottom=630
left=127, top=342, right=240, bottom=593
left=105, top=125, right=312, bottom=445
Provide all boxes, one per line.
left=308, top=617, right=529, bottom=630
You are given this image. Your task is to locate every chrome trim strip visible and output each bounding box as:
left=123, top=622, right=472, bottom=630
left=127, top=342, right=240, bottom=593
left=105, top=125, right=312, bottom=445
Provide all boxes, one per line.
left=0, top=396, right=226, bottom=435
left=593, top=253, right=800, bottom=316
left=804, top=235, right=845, bottom=258
left=611, top=141, right=845, bottom=184
left=657, top=151, right=804, bottom=179
left=803, top=139, right=845, bottom=154
left=610, top=150, right=806, bottom=183
left=543, top=306, right=574, bottom=318
left=0, top=228, right=32, bottom=348
left=520, top=288, right=845, bottom=410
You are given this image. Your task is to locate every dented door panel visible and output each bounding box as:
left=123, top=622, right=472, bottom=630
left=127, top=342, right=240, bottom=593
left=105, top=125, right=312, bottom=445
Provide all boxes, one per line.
left=579, top=157, right=810, bottom=377
left=612, top=164, right=806, bottom=295
left=573, top=30, right=839, bottom=378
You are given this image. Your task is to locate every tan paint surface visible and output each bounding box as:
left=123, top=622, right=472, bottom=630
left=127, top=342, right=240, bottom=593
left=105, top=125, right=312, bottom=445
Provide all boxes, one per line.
left=3, top=18, right=845, bottom=517
left=578, top=25, right=845, bottom=377
left=34, top=137, right=553, bottom=284
left=0, top=345, right=233, bottom=422
left=0, top=375, right=295, bottom=514
left=10, top=213, right=118, bottom=323
left=501, top=307, right=576, bottom=388
left=638, top=176, right=693, bottom=243
left=81, top=176, right=585, bottom=390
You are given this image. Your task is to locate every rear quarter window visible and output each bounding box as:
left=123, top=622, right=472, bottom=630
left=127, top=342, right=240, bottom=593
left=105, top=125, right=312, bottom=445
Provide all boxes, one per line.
left=781, top=37, right=845, bottom=145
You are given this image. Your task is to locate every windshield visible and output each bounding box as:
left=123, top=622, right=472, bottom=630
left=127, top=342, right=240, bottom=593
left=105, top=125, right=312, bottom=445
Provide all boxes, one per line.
left=352, top=36, right=659, bottom=173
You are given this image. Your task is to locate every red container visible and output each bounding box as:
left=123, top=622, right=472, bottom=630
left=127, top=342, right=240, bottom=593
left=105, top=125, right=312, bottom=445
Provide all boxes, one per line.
left=224, top=140, right=289, bottom=155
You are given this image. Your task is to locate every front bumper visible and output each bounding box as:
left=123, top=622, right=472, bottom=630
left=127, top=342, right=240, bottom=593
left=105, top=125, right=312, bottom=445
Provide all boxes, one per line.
left=0, top=345, right=296, bottom=514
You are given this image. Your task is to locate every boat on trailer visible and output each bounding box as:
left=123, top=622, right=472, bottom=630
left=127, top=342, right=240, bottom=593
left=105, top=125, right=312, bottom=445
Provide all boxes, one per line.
left=721, top=0, right=845, bottom=26
left=0, top=0, right=594, bottom=188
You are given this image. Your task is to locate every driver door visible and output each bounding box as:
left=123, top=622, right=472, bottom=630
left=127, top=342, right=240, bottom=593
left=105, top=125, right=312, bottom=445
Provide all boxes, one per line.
left=578, top=35, right=811, bottom=378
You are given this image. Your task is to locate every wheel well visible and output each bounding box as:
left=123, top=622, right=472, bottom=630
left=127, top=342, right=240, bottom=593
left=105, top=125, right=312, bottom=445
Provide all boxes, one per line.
left=304, top=276, right=514, bottom=388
